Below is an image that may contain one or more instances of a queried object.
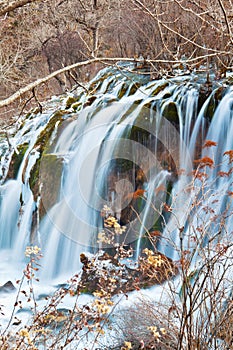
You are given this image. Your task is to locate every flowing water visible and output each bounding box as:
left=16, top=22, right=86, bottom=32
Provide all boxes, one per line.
left=0, top=65, right=233, bottom=318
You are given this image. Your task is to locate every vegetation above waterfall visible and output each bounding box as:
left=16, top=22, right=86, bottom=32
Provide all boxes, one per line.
left=1, top=0, right=233, bottom=123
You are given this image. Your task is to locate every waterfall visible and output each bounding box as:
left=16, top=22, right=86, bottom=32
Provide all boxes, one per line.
left=0, top=107, right=59, bottom=279
left=0, top=65, right=232, bottom=283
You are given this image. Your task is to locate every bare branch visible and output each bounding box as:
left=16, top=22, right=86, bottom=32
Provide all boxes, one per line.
left=217, top=0, right=233, bottom=45
left=0, top=52, right=230, bottom=110
left=0, top=57, right=132, bottom=108
left=0, top=0, right=39, bottom=16
left=131, top=0, right=230, bottom=54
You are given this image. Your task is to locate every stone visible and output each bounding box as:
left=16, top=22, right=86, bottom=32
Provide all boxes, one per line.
left=162, top=101, right=179, bottom=123
left=79, top=250, right=178, bottom=295
left=0, top=281, right=16, bottom=293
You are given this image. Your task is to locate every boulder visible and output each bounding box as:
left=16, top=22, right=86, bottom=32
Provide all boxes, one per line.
left=79, top=250, right=178, bottom=295
left=0, top=281, right=16, bottom=293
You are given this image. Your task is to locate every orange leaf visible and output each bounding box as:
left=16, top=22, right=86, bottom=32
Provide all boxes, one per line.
left=124, top=189, right=146, bottom=201
left=192, top=170, right=208, bottom=180
left=194, top=156, right=214, bottom=168
left=218, top=171, right=229, bottom=177
left=149, top=230, right=161, bottom=237
left=132, top=189, right=146, bottom=198
left=202, top=140, right=217, bottom=148
left=224, top=150, right=233, bottom=163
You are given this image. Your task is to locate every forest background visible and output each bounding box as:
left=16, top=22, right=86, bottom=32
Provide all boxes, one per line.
left=0, top=0, right=233, bottom=123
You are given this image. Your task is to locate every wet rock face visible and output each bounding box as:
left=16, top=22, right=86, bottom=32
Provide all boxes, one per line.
left=162, top=101, right=179, bottom=123
left=35, top=154, right=63, bottom=219
left=6, top=143, right=28, bottom=180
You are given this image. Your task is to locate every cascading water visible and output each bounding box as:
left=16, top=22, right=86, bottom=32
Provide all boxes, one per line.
left=0, top=64, right=233, bottom=287
left=0, top=107, right=62, bottom=279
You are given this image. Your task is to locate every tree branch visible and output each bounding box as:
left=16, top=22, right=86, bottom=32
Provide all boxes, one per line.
left=0, top=0, right=39, bottom=16
left=131, top=0, right=230, bottom=54
left=0, top=54, right=228, bottom=109
left=217, top=0, right=233, bottom=45
left=0, top=58, right=131, bottom=108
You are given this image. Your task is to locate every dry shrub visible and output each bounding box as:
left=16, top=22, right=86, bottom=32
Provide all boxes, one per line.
left=110, top=299, right=179, bottom=349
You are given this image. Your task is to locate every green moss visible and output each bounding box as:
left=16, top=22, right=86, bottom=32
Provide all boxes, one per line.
left=29, top=158, right=40, bottom=199
left=151, top=216, right=162, bottom=233
left=128, top=83, right=138, bottom=95
left=143, top=101, right=157, bottom=115
left=7, top=143, right=28, bottom=179
left=203, top=86, right=225, bottom=121
left=65, top=96, right=79, bottom=109
left=30, top=154, right=63, bottom=218
left=162, top=101, right=179, bottom=123
left=113, top=159, right=135, bottom=173
left=34, top=111, right=65, bottom=154
left=88, top=73, right=113, bottom=93
left=197, top=82, right=213, bottom=116
left=40, top=154, right=63, bottom=207
left=129, top=125, right=151, bottom=143
left=52, top=110, right=67, bottom=118
left=150, top=82, right=169, bottom=96
left=117, top=82, right=128, bottom=98
left=79, top=287, right=93, bottom=295
left=28, top=110, right=67, bottom=207
left=118, top=100, right=143, bottom=124
left=204, top=96, right=215, bottom=121
left=71, top=101, right=82, bottom=111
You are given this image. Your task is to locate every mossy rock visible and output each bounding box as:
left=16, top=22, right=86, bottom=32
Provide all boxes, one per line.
left=203, top=86, right=225, bottom=121
left=197, top=81, right=213, bottom=115
left=31, top=154, right=63, bottom=219
left=29, top=158, right=40, bottom=201
left=6, top=143, right=28, bottom=179
left=28, top=111, right=67, bottom=205
left=150, top=82, right=169, bottom=96
left=128, top=83, right=138, bottom=96
left=118, top=100, right=143, bottom=124
left=162, top=92, right=172, bottom=99
left=113, top=158, right=135, bottom=173
left=88, top=79, right=102, bottom=93
left=162, top=101, right=179, bottom=123
left=143, top=100, right=157, bottom=113
left=129, top=124, right=151, bottom=143
left=34, top=111, right=66, bottom=154
left=126, top=109, right=157, bottom=152
left=71, top=101, right=82, bottom=111
left=129, top=103, right=157, bottom=134
left=65, top=95, right=79, bottom=109
left=203, top=95, right=215, bottom=121
left=52, top=110, right=67, bottom=118
left=88, top=72, right=114, bottom=93
left=83, top=95, right=97, bottom=108
left=117, top=82, right=129, bottom=99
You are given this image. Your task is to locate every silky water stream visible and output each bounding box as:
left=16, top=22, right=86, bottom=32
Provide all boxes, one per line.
left=0, top=65, right=233, bottom=346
